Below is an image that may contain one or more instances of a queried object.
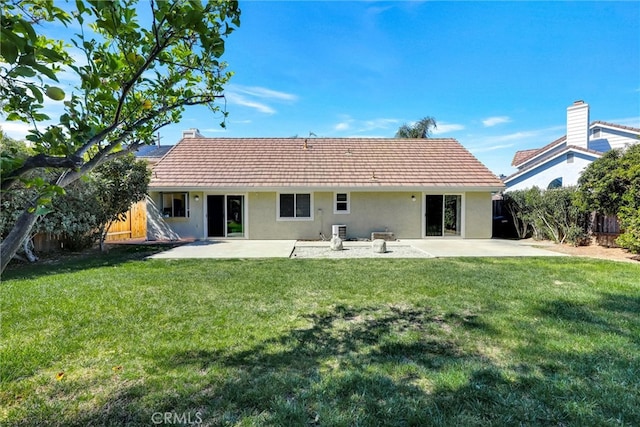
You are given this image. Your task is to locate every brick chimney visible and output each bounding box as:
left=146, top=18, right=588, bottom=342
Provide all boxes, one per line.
left=182, top=128, right=204, bottom=139
left=566, top=100, right=589, bottom=149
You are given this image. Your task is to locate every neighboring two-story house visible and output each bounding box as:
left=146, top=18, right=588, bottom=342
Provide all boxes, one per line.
left=505, top=101, right=640, bottom=191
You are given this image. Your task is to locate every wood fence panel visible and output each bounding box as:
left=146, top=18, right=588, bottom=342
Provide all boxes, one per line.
left=130, top=200, right=147, bottom=238
left=106, top=200, right=147, bottom=241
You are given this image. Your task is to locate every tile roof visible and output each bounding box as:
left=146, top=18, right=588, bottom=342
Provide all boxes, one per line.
left=511, top=136, right=566, bottom=167
left=591, top=121, right=640, bottom=133
left=511, top=149, right=542, bottom=167
left=149, top=138, right=504, bottom=190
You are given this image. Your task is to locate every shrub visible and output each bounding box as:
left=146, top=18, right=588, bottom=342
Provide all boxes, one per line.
left=502, top=187, right=589, bottom=246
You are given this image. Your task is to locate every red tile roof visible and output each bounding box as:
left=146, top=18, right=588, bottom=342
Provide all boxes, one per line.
left=511, top=149, right=542, bottom=167
left=150, top=138, right=504, bottom=190
left=511, top=136, right=566, bottom=167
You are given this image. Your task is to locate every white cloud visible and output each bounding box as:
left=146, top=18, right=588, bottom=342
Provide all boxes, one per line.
left=332, top=116, right=400, bottom=135
left=492, top=131, right=537, bottom=142
left=431, top=122, right=465, bottom=135
left=233, top=85, right=298, bottom=101
left=0, top=121, right=32, bottom=140
left=335, top=121, right=351, bottom=131
left=225, top=85, right=298, bottom=114
left=359, top=118, right=400, bottom=132
left=225, top=92, right=275, bottom=114
left=482, top=116, right=511, bottom=127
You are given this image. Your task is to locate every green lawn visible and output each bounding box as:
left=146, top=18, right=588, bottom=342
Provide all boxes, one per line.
left=1, top=248, right=639, bottom=426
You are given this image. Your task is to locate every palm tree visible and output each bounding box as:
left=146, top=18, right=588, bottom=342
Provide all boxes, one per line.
left=395, top=116, right=437, bottom=138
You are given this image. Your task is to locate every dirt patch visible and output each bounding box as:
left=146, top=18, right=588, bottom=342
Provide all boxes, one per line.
left=539, top=241, right=639, bottom=263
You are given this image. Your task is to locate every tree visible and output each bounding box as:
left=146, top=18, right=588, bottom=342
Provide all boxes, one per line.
left=0, top=0, right=241, bottom=273
left=395, top=116, right=437, bottom=138
left=577, top=144, right=640, bottom=253
left=1, top=140, right=150, bottom=257
left=91, top=154, right=150, bottom=251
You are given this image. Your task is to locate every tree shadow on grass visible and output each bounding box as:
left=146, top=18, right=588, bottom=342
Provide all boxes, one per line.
left=20, top=300, right=640, bottom=426
left=536, top=292, right=640, bottom=345
left=1, top=242, right=186, bottom=280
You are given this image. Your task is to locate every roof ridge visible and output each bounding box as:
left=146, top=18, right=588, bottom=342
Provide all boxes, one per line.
left=178, top=137, right=460, bottom=141
left=591, top=120, right=640, bottom=133
left=512, top=135, right=566, bottom=167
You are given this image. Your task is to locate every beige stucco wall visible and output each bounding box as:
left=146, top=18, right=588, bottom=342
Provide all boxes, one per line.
left=248, top=191, right=423, bottom=239
left=464, top=192, right=493, bottom=238
left=148, top=190, right=495, bottom=240
left=148, top=191, right=204, bottom=239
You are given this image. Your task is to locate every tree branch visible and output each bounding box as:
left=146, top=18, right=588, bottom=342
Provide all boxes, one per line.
left=1, top=154, right=83, bottom=191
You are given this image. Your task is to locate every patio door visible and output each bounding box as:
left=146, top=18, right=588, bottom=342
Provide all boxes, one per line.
left=207, top=195, right=245, bottom=238
left=425, top=195, right=461, bottom=237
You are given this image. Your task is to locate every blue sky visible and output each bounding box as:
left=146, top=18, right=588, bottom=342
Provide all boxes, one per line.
left=2, top=1, right=639, bottom=175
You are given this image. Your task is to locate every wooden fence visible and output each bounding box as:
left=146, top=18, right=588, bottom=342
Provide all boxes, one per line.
left=592, top=213, right=621, bottom=248
left=105, top=199, right=147, bottom=241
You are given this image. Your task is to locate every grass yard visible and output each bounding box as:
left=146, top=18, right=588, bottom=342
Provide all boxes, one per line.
left=1, top=247, right=639, bottom=426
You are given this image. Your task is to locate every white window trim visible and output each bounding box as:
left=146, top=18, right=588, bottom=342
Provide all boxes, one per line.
left=276, top=192, right=314, bottom=221
left=160, top=191, right=189, bottom=218
left=333, top=192, right=350, bottom=214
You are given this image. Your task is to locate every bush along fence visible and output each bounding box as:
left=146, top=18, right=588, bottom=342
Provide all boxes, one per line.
left=501, top=187, right=591, bottom=246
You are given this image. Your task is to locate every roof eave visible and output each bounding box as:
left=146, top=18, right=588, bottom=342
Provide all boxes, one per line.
left=504, top=147, right=602, bottom=184
left=149, top=184, right=505, bottom=193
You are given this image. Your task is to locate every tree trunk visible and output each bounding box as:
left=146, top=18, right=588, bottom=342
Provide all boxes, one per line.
left=1, top=209, right=39, bottom=274
left=22, top=237, right=39, bottom=262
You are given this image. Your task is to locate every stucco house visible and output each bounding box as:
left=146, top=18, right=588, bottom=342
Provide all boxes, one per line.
left=505, top=101, right=640, bottom=191
left=147, top=131, right=504, bottom=240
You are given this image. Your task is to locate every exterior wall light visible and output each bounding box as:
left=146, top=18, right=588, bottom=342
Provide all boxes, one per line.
left=194, top=195, right=200, bottom=201
left=411, top=195, right=416, bottom=202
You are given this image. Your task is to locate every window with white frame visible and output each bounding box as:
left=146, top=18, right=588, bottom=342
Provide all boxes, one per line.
left=278, top=193, right=312, bottom=219
left=161, top=192, right=188, bottom=217
left=334, top=192, right=350, bottom=214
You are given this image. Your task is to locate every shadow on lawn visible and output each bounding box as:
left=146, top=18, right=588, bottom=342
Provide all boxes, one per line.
left=1, top=242, right=186, bottom=280
left=47, top=297, right=640, bottom=427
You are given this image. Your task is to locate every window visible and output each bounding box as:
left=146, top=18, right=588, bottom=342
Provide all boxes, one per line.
left=334, top=192, right=350, bottom=214
left=547, top=178, right=563, bottom=189
left=567, top=153, right=574, bottom=164
left=278, top=193, right=312, bottom=219
left=161, top=192, right=188, bottom=217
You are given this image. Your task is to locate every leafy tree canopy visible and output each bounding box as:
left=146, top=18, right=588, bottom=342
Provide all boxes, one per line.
left=577, top=144, right=640, bottom=253
left=0, top=0, right=241, bottom=273
left=395, top=116, right=437, bottom=139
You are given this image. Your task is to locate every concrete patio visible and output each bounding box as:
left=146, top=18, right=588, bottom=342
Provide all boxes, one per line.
left=148, top=238, right=566, bottom=259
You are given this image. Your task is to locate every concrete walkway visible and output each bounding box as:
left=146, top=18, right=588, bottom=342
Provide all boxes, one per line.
left=148, top=238, right=565, bottom=259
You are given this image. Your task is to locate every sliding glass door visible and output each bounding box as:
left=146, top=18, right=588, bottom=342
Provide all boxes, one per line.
left=425, top=195, right=462, bottom=237
left=207, top=195, right=245, bottom=238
